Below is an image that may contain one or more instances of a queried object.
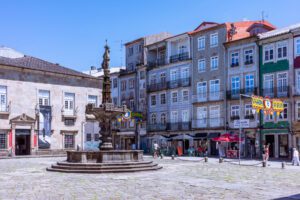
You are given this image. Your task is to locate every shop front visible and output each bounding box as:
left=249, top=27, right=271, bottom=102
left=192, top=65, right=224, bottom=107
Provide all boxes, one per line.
left=262, top=130, right=290, bottom=159
left=244, top=129, right=259, bottom=158
left=292, top=122, right=300, bottom=151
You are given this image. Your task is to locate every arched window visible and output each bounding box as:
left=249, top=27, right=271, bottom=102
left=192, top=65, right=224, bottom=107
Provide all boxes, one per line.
left=151, top=113, right=157, bottom=124
left=161, top=113, right=166, bottom=124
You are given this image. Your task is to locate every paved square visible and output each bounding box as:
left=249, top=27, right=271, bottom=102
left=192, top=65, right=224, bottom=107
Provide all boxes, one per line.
left=0, top=157, right=299, bottom=200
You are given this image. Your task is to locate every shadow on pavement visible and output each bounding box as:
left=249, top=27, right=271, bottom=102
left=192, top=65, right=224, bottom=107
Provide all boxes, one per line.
left=273, top=193, right=300, bottom=200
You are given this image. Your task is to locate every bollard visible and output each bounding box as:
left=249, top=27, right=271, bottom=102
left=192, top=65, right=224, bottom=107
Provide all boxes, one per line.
left=171, top=155, right=175, bottom=160
left=262, top=161, right=266, bottom=167
left=281, top=162, right=285, bottom=169
left=219, top=158, right=223, bottom=163
left=204, top=157, right=208, bottom=162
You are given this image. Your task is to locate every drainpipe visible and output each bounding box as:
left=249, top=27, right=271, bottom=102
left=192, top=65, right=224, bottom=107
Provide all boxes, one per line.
left=81, top=121, right=86, bottom=150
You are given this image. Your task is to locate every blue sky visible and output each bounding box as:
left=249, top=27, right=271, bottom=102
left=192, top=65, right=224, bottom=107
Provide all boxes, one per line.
left=0, top=0, right=299, bottom=72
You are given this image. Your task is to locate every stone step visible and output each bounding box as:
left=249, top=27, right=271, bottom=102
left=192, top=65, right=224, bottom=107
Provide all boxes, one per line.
left=46, top=165, right=162, bottom=173
left=51, top=163, right=158, bottom=170
left=57, top=160, right=153, bottom=167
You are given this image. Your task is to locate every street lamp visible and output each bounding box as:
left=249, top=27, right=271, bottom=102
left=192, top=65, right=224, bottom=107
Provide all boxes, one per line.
left=239, top=93, right=253, bottom=165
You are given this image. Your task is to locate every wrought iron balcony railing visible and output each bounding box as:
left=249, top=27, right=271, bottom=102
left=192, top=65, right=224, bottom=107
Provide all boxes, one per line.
left=262, top=86, right=289, bottom=98
left=192, top=91, right=224, bottom=103
left=226, top=87, right=258, bottom=100
left=167, top=77, right=191, bottom=89
left=192, top=117, right=224, bottom=129
left=169, top=52, right=190, bottom=63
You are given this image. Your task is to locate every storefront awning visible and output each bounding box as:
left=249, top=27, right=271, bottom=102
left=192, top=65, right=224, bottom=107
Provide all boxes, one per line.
left=194, top=133, right=208, bottom=139
left=207, top=132, right=220, bottom=139
left=116, top=131, right=135, bottom=136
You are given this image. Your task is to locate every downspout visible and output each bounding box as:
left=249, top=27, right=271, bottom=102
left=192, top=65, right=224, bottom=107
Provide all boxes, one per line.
left=81, top=121, right=86, bottom=150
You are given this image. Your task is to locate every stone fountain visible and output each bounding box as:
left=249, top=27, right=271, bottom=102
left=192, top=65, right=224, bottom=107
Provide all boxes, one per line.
left=47, top=45, right=161, bottom=173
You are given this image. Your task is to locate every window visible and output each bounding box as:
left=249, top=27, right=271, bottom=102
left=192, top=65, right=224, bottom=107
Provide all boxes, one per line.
left=140, top=71, right=145, bottom=80
left=128, top=47, right=134, bottom=56
left=178, top=45, right=187, bottom=54
left=170, top=70, right=178, bottom=81
left=129, top=99, right=135, bottom=110
left=113, top=78, right=118, bottom=88
left=113, top=97, right=118, bottom=106
left=160, top=73, right=166, bottom=83
left=210, top=79, right=220, bottom=99
left=138, top=44, right=143, bottom=53
left=160, top=93, right=166, bottom=105
left=295, top=38, right=300, bottom=56
left=0, top=133, right=6, bottom=149
left=182, top=110, right=189, bottom=122
left=94, top=133, right=100, bottom=141
left=38, top=90, right=50, bottom=106
left=264, top=45, right=274, bottom=62
left=151, top=113, right=157, bottom=124
left=64, top=93, right=75, bottom=115
left=88, top=95, right=97, bottom=106
left=64, top=134, right=75, bottom=149
left=86, top=133, right=92, bottom=142
left=297, top=71, right=300, bottom=93
left=277, top=41, right=287, bottom=59
left=121, top=80, right=126, bottom=91
left=231, top=105, right=240, bottom=119
left=244, top=49, right=253, bottom=64
left=198, top=36, right=205, bottom=50
left=197, top=82, right=207, bottom=100
left=245, top=104, right=254, bottom=118
left=210, top=56, right=218, bottom=70
left=198, top=59, right=206, bottom=72
left=264, top=112, right=273, bottom=121
left=150, top=95, right=156, bottom=106
left=150, top=74, right=157, bottom=85
left=129, top=79, right=135, bottom=89
left=231, top=52, right=239, bottom=67
left=231, top=76, right=240, bottom=95
left=209, top=105, right=220, bottom=126
left=297, top=102, right=300, bottom=119
left=210, top=33, right=218, bottom=47
left=263, top=74, right=274, bottom=96
left=277, top=72, right=288, bottom=96
left=171, top=111, right=178, bottom=123
left=245, top=74, right=254, bottom=93
left=171, top=92, right=178, bottom=103
left=182, top=90, right=189, bottom=102
left=279, top=103, right=288, bottom=120
left=0, top=86, right=7, bottom=112
left=64, top=119, right=75, bottom=126
left=197, top=107, right=207, bottom=126
left=181, top=68, right=189, bottom=79
left=161, top=113, right=166, bottom=124
left=128, top=63, right=134, bottom=71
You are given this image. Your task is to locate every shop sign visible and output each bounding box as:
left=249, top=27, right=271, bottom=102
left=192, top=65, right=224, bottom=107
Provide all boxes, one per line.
left=234, top=119, right=250, bottom=128
left=251, top=95, right=284, bottom=116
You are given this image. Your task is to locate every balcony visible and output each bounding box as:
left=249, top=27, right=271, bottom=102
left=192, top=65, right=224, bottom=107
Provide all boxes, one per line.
left=230, top=115, right=240, bottom=121
left=244, top=59, right=254, bottom=65
left=119, top=68, right=136, bottom=76
left=61, top=107, right=78, bottom=119
left=169, top=52, right=190, bottom=64
left=192, top=118, right=224, bottom=129
left=245, top=114, right=255, bottom=120
left=166, top=122, right=191, bottom=131
left=226, top=87, right=258, bottom=100
left=168, top=77, right=191, bottom=89
left=192, top=91, right=224, bottom=103
left=262, top=86, right=289, bottom=98
left=147, top=123, right=167, bottom=132
left=147, top=81, right=168, bottom=92
left=147, top=58, right=166, bottom=70
left=230, top=62, right=239, bottom=67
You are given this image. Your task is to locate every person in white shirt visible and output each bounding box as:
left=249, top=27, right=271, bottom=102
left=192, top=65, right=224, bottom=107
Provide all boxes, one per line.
left=292, top=148, right=300, bottom=166
left=153, top=142, right=159, bottom=158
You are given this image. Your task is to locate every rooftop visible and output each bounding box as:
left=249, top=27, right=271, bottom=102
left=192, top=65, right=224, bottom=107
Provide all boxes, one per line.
left=259, top=22, right=300, bottom=39
left=0, top=47, right=97, bottom=79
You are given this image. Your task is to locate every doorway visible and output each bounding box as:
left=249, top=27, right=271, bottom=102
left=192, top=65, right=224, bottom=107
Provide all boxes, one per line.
left=265, top=135, right=274, bottom=158
left=15, top=129, right=31, bottom=156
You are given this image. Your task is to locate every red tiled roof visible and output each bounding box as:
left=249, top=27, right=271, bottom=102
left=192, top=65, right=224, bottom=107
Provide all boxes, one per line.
left=224, top=20, right=275, bottom=42
left=188, top=20, right=276, bottom=42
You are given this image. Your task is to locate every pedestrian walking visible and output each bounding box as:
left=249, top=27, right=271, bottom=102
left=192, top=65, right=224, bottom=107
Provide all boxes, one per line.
left=265, top=144, right=270, bottom=162
left=153, top=142, right=159, bottom=158
left=292, top=148, right=300, bottom=166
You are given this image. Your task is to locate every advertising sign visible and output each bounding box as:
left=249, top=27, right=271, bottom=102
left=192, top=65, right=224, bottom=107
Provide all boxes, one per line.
left=234, top=119, right=250, bottom=128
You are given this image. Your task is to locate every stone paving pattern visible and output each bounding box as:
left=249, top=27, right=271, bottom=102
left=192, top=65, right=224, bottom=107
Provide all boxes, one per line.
left=0, top=156, right=300, bottom=200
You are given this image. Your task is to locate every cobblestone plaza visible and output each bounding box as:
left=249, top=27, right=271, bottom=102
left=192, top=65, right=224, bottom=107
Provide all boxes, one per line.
left=0, top=157, right=299, bottom=200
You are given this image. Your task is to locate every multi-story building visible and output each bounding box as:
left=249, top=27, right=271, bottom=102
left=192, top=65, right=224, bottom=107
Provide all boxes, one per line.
left=292, top=24, right=300, bottom=151
left=0, top=47, right=101, bottom=156
left=189, top=22, right=228, bottom=155
left=224, top=21, right=275, bottom=158
left=117, top=33, right=171, bottom=150
left=258, top=25, right=296, bottom=158
left=146, top=32, right=192, bottom=153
